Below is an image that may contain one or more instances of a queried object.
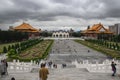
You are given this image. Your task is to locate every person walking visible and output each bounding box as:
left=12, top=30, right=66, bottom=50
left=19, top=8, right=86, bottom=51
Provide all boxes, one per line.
left=53, top=64, right=57, bottom=68
left=39, top=63, right=49, bottom=80
left=111, top=61, right=117, bottom=76
left=0, top=60, right=2, bottom=77
left=11, top=77, right=15, bottom=80
left=4, top=59, right=8, bottom=75
left=88, top=50, right=90, bottom=53
left=48, top=61, right=52, bottom=68
left=0, top=60, right=5, bottom=77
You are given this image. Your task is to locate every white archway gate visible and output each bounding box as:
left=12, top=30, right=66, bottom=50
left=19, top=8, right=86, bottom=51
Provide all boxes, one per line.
left=52, top=31, right=69, bottom=38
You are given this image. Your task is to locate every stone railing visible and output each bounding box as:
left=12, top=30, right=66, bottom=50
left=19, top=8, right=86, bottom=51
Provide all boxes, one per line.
left=72, top=59, right=120, bottom=73
left=7, top=59, right=62, bottom=73
left=0, top=53, right=7, bottom=60
left=7, top=59, right=120, bottom=74
left=8, top=60, right=38, bottom=72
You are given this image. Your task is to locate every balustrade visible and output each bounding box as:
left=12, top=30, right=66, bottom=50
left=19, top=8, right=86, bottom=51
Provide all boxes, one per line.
left=72, top=59, right=120, bottom=73
left=8, top=59, right=38, bottom=72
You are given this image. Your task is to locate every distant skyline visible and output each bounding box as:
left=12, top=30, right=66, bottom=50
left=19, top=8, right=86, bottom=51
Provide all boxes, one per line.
left=0, top=0, right=120, bottom=31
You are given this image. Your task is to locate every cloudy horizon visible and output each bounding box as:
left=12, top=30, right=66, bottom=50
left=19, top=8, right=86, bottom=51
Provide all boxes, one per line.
left=0, top=0, right=120, bottom=31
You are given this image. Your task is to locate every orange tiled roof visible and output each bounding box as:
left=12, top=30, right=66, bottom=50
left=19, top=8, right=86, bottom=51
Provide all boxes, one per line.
left=14, top=22, right=39, bottom=32
left=88, top=23, right=103, bottom=31
left=82, top=23, right=113, bottom=34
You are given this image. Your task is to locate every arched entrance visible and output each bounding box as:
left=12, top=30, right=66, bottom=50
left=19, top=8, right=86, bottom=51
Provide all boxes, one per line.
left=59, top=34, right=62, bottom=38
left=52, top=31, right=69, bottom=38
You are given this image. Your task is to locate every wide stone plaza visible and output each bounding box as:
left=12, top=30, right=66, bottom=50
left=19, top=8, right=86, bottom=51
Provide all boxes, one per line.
left=1, top=39, right=120, bottom=80
left=48, top=39, right=107, bottom=63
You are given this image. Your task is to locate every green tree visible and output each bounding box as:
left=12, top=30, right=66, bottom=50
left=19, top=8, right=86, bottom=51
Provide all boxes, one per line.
left=8, top=49, right=16, bottom=58
left=12, top=45, right=15, bottom=49
left=115, top=43, right=119, bottom=50
left=3, top=46, right=7, bottom=53
left=8, top=45, right=11, bottom=51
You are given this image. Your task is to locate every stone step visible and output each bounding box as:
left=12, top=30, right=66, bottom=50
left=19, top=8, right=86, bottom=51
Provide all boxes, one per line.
left=1, top=68, right=120, bottom=80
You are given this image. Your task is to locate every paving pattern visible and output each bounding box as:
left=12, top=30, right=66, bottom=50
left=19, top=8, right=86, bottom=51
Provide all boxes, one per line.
left=48, top=39, right=107, bottom=64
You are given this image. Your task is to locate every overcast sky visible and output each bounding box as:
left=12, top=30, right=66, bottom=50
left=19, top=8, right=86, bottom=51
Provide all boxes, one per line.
left=0, top=0, right=120, bottom=31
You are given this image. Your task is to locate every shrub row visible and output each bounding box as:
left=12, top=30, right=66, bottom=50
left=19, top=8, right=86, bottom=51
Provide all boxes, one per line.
left=7, top=40, right=53, bottom=62
left=41, top=40, right=54, bottom=59
left=85, top=39, right=120, bottom=51
left=7, top=39, right=43, bottom=60
left=75, top=40, right=120, bottom=59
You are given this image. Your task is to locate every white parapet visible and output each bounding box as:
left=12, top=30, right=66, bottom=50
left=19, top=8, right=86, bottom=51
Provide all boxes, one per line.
left=8, top=59, right=38, bottom=73
left=72, top=59, right=120, bottom=73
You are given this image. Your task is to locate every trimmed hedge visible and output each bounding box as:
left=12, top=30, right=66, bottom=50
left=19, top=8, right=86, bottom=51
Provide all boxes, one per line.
left=41, top=40, right=54, bottom=59
left=7, top=40, right=54, bottom=62
left=85, top=39, right=120, bottom=51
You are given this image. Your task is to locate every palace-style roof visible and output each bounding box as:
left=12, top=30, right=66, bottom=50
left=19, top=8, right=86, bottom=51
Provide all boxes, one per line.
left=14, top=22, right=40, bottom=33
left=82, top=23, right=112, bottom=34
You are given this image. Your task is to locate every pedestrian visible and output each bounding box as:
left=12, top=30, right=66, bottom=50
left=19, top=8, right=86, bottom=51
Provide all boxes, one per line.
left=111, top=61, right=117, bottom=76
left=0, top=60, right=2, bottom=77
left=39, top=63, right=49, bottom=80
left=48, top=61, right=52, bottom=68
left=37, top=59, right=40, bottom=66
left=88, top=50, right=90, bottom=53
left=11, top=77, right=15, bottom=80
left=53, top=64, right=57, bottom=68
left=0, top=60, right=5, bottom=77
left=4, top=59, right=8, bottom=75
left=62, top=63, right=66, bottom=68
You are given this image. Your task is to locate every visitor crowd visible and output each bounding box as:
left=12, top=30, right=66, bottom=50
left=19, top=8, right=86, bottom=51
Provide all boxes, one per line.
left=40, top=61, right=58, bottom=69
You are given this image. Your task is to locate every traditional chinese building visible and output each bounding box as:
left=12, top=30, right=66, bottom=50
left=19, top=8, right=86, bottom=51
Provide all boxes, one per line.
left=12, top=22, right=41, bottom=39
left=81, top=23, right=113, bottom=39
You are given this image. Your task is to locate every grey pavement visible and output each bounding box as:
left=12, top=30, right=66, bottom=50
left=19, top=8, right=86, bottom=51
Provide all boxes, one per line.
left=48, top=39, right=107, bottom=64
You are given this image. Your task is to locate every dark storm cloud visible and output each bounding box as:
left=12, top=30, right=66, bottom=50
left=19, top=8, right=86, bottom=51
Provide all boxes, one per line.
left=12, top=0, right=42, bottom=10
left=100, top=0, right=120, bottom=18
left=51, top=0, right=120, bottom=19
left=0, top=0, right=48, bottom=23
left=0, top=0, right=120, bottom=24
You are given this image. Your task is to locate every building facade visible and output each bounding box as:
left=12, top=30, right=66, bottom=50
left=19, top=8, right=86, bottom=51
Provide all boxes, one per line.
left=10, top=22, right=41, bottom=39
left=52, top=30, right=69, bottom=38
left=109, top=23, right=120, bottom=35
left=82, top=23, right=113, bottom=39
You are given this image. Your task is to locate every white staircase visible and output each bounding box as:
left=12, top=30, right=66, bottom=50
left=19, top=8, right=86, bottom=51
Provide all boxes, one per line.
left=1, top=68, right=120, bottom=80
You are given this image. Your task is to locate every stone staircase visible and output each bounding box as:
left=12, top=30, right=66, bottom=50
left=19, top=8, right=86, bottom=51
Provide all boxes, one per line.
left=1, top=67, right=120, bottom=80
left=48, top=68, right=120, bottom=80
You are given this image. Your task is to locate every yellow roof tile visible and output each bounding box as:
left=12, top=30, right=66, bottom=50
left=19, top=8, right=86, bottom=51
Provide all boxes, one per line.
left=14, top=22, right=39, bottom=32
left=82, top=23, right=113, bottom=34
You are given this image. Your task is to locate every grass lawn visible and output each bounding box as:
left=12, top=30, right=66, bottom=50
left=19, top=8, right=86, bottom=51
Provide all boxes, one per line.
left=8, top=40, right=54, bottom=61
left=74, top=40, right=120, bottom=59
left=19, top=40, right=50, bottom=58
